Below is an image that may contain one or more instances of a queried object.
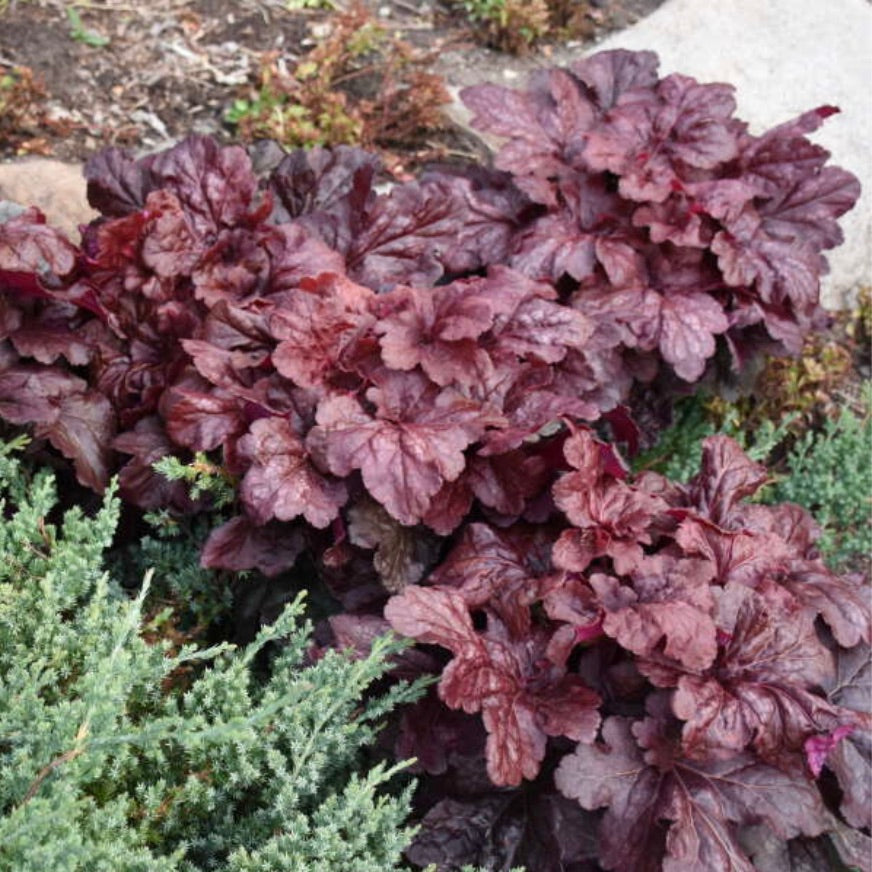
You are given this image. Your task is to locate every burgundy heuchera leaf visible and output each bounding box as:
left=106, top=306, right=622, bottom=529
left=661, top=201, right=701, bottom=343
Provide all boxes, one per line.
left=238, top=415, right=347, bottom=528
left=591, top=553, right=718, bottom=672
left=671, top=582, right=848, bottom=767
left=0, top=364, right=113, bottom=490
left=385, top=584, right=600, bottom=786
left=200, top=515, right=304, bottom=577
left=556, top=715, right=829, bottom=872
left=269, top=272, right=375, bottom=392
left=309, top=372, right=493, bottom=526
left=346, top=496, right=441, bottom=592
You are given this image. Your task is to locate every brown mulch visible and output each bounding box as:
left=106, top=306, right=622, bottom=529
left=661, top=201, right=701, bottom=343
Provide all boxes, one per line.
left=0, top=0, right=666, bottom=163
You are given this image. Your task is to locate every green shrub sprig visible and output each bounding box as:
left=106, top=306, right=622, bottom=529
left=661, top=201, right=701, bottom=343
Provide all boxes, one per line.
left=0, top=441, right=425, bottom=871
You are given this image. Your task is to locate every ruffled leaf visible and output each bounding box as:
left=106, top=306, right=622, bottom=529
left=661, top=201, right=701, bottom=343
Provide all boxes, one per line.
left=310, top=372, right=490, bottom=525
left=238, top=416, right=347, bottom=528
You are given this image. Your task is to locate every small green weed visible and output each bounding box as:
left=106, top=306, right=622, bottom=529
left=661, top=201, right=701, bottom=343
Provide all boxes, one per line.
left=453, top=0, right=597, bottom=53
left=456, top=0, right=549, bottom=52
left=66, top=6, right=110, bottom=48
left=286, top=0, right=337, bottom=8
left=226, top=3, right=448, bottom=165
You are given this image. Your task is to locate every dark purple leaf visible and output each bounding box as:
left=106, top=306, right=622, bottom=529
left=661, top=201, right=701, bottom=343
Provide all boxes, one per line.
left=386, top=584, right=600, bottom=786
left=190, top=227, right=271, bottom=305
left=569, top=48, right=660, bottom=110
left=508, top=175, right=635, bottom=283
left=584, top=75, right=739, bottom=202
left=405, top=795, right=513, bottom=870
left=461, top=69, right=595, bottom=184
left=346, top=178, right=466, bottom=290
left=160, top=376, right=246, bottom=452
left=346, top=496, right=440, bottom=592
left=738, top=105, right=843, bottom=201
left=427, top=521, right=551, bottom=636
left=139, top=190, right=202, bottom=279
left=690, top=436, right=769, bottom=528
left=821, top=643, right=872, bottom=830
left=114, top=415, right=191, bottom=510
left=200, top=515, right=304, bottom=577
left=781, top=564, right=871, bottom=648
left=555, top=716, right=668, bottom=872
left=148, top=134, right=259, bottom=235
left=394, top=686, right=487, bottom=776
left=0, top=364, right=113, bottom=490
left=423, top=166, right=532, bottom=274
left=9, top=308, right=97, bottom=367
left=35, top=389, right=114, bottom=492
left=758, top=166, right=860, bottom=252
left=671, top=582, right=846, bottom=767
left=375, top=277, right=496, bottom=387
left=591, top=553, right=718, bottom=671
left=0, top=206, right=78, bottom=280
left=674, top=518, right=788, bottom=587
left=556, top=716, right=829, bottom=872
left=658, top=290, right=729, bottom=381
left=269, top=272, right=375, bottom=391
left=467, top=450, right=549, bottom=517
left=84, top=146, right=155, bottom=216
left=268, top=143, right=380, bottom=222
left=263, top=223, right=345, bottom=294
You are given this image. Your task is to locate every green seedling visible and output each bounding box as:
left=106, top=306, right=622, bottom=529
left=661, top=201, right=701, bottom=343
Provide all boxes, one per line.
left=66, top=6, right=110, bottom=48
left=286, top=0, right=338, bottom=9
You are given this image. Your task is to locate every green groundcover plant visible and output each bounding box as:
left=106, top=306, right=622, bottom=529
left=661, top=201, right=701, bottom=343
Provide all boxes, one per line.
left=771, top=401, right=872, bottom=567
left=0, top=437, right=425, bottom=872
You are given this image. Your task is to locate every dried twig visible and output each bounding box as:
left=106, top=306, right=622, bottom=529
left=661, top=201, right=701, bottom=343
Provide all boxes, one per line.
left=20, top=721, right=90, bottom=805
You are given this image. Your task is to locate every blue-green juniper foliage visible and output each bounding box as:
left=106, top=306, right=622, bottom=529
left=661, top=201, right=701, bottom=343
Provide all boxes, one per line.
left=0, top=438, right=424, bottom=871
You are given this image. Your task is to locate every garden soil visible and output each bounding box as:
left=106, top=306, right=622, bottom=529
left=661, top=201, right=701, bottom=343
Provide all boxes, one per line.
left=0, top=0, right=664, bottom=164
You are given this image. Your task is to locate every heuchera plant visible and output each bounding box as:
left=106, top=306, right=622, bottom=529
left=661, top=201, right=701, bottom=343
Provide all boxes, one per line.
left=0, top=50, right=867, bottom=869
left=385, top=432, right=871, bottom=868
